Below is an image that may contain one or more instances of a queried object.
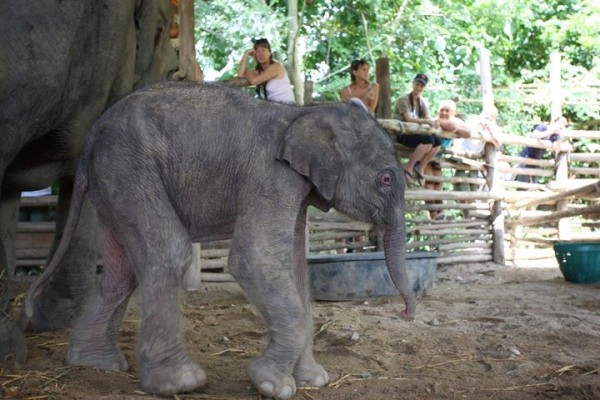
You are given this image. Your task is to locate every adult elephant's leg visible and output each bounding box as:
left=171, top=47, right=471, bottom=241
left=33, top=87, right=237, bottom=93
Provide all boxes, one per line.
left=66, top=220, right=136, bottom=371
left=290, top=204, right=329, bottom=388
left=29, top=176, right=100, bottom=331
left=228, top=209, right=309, bottom=400
left=0, top=189, right=27, bottom=364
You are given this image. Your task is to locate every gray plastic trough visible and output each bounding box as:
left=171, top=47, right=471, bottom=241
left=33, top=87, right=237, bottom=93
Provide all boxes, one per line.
left=308, top=251, right=437, bottom=301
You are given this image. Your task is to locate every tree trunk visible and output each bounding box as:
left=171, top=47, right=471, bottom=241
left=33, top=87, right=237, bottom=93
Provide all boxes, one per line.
left=287, top=0, right=304, bottom=104
left=174, top=0, right=203, bottom=81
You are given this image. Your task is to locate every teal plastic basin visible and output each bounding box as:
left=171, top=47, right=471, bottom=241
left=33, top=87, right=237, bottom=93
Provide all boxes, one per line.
left=554, top=241, right=600, bottom=284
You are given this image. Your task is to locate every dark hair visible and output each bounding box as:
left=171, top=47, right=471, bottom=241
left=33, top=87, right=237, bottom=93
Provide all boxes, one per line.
left=252, top=38, right=274, bottom=99
left=350, top=59, right=368, bottom=83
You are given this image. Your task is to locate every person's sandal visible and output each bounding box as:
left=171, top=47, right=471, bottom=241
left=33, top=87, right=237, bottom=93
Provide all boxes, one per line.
left=413, top=169, right=425, bottom=186
left=403, top=169, right=414, bottom=184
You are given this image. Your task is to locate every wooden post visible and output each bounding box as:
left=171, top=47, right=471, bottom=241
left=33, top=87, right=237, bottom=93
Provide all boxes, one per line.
left=550, top=51, right=570, bottom=239
left=183, top=243, right=203, bottom=290
left=174, top=0, right=203, bottom=81
left=479, top=46, right=494, bottom=112
left=304, top=80, right=314, bottom=104
left=375, top=57, right=392, bottom=118
left=479, top=45, right=505, bottom=264
left=550, top=51, right=562, bottom=122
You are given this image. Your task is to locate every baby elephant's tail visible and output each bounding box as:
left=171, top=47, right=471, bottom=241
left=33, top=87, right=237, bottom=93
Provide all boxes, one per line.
left=24, top=168, right=89, bottom=319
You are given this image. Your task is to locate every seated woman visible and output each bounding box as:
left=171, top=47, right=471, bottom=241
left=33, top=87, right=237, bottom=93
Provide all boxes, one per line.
left=394, top=73, right=440, bottom=185
left=236, top=38, right=295, bottom=103
left=340, top=59, right=380, bottom=114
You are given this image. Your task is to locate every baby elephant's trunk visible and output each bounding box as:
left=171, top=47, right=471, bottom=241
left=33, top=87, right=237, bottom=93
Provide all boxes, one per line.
left=382, top=213, right=416, bottom=320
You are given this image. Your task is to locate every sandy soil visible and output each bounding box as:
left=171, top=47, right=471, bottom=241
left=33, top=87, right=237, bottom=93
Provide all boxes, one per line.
left=2, top=262, right=599, bottom=400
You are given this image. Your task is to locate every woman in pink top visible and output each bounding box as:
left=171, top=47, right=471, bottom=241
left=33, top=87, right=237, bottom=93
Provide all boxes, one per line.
left=237, top=38, right=295, bottom=104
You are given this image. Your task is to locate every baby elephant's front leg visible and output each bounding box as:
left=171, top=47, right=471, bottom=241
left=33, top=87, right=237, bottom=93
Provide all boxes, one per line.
left=246, top=300, right=312, bottom=400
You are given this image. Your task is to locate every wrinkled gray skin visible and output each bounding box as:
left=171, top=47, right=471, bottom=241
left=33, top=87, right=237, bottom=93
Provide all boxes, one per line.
left=26, top=82, right=416, bottom=400
left=0, top=0, right=177, bottom=366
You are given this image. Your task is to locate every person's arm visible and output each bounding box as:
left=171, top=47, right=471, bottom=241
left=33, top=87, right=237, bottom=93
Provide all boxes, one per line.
left=410, top=99, right=438, bottom=127
left=244, top=62, right=284, bottom=86
left=340, top=86, right=351, bottom=102
left=237, top=48, right=254, bottom=78
left=480, top=119, right=503, bottom=147
left=439, top=117, right=471, bottom=138
left=366, top=82, right=380, bottom=113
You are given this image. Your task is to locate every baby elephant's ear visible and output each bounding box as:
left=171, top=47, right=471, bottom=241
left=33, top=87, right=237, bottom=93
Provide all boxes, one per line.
left=277, top=113, right=341, bottom=201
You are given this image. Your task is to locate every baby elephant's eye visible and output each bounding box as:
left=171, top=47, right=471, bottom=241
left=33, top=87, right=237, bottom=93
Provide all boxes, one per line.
left=381, top=173, right=392, bottom=186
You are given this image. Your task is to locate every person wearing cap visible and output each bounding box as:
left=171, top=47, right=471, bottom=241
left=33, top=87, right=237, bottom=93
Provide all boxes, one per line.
left=237, top=38, right=295, bottom=103
left=340, top=59, right=380, bottom=114
left=394, top=73, right=441, bottom=185
left=514, top=116, right=569, bottom=184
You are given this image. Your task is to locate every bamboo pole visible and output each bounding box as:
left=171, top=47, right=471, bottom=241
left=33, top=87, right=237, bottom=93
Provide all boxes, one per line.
left=547, top=178, right=600, bottom=190
left=505, top=166, right=554, bottom=177
left=405, top=190, right=502, bottom=201
left=561, top=130, right=600, bottom=140
left=19, top=195, right=58, bottom=207
left=512, top=180, right=600, bottom=209
left=412, top=228, right=489, bottom=236
left=201, top=272, right=235, bottom=282
left=406, top=236, right=491, bottom=249
left=498, top=154, right=554, bottom=167
left=570, top=167, right=600, bottom=176
left=438, top=242, right=492, bottom=251
left=476, top=45, right=505, bottom=264
left=308, top=221, right=372, bottom=231
left=506, top=204, right=600, bottom=227
left=419, top=174, right=486, bottom=185
left=409, top=220, right=487, bottom=230
left=407, top=203, right=489, bottom=211
left=502, top=180, right=549, bottom=191
left=309, top=231, right=369, bottom=241
left=200, top=248, right=230, bottom=258
left=16, top=222, right=55, bottom=233
left=436, top=253, right=493, bottom=264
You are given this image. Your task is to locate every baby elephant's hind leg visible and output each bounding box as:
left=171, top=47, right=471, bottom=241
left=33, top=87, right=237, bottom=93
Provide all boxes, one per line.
left=128, top=211, right=206, bottom=395
left=66, top=224, right=136, bottom=371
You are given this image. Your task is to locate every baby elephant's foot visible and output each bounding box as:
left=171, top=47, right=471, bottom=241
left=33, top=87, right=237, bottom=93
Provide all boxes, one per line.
left=247, top=357, right=296, bottom=400
left=66, top=343, right=128, bottom=371
left=294, top=357, right=329, bottom=388
left=140, top=357, right=207, bottom=396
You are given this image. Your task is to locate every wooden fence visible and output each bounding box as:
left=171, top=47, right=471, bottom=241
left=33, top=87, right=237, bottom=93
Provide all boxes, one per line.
left=15, top=49, right=600, bottom=280
left=15, top=119, right=600, bottom=280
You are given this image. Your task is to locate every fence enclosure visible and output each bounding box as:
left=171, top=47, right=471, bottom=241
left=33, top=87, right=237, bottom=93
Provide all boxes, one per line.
left=14, top=50, right=600, bottom=282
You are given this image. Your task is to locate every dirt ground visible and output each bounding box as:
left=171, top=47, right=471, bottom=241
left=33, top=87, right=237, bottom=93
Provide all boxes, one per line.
left=2, top=262, right=599, bottom=400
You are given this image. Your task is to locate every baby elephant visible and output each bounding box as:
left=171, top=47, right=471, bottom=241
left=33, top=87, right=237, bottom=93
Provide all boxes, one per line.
left=26, top=82, right=415, bottom=399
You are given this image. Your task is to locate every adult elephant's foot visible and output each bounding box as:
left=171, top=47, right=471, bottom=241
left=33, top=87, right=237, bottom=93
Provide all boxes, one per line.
left=293, top=355, right=329, bottom=388
left=0, top=314, right=27, bottom=365
left=248, top=357, right=297, bottom=400
left=139, top=356, right=207, bottom=395
left=66, top=342, right=128, bottom=371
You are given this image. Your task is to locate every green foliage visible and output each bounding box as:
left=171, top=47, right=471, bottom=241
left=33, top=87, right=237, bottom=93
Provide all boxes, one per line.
left=194, top=0, right=600, bottom=127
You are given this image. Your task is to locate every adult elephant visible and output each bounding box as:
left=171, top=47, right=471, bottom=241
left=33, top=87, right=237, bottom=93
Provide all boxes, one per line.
left=27, top=82, right=416, bottom=399
left=0, top=0, right=178, bottom=365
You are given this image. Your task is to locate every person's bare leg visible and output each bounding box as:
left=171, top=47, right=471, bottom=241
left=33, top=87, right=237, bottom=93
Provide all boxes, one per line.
left=416, top=146, right=441, bottom=176
left=405, top=144, right=432, bottom=174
